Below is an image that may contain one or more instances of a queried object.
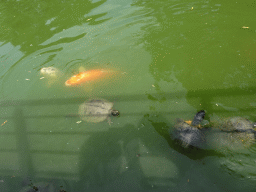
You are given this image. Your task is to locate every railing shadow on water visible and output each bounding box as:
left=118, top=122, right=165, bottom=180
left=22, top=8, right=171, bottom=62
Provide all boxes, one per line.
left=1, top=85, right=256, bottom=113
left=0, top=86, right=255, bottom=191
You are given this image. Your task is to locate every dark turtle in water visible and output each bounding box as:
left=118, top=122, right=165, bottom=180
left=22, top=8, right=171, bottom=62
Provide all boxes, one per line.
left=172, top=110, right=207, bottom=148
left=172, top=111, right=256, bottom=150
left=78, top=99, right=119, bottom=124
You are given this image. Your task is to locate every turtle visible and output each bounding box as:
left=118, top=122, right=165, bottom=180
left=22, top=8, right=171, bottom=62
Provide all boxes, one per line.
left=172, top=111, right=256, bottom=150
left=215, top=116, right=256, bottom=133
left=40, top=66, right=58, bottom=77
left=78, top=99, right=119, bottom=125
left=209, top=116, right=256, bottom=149
left=172, top=110, right=207, bottom=148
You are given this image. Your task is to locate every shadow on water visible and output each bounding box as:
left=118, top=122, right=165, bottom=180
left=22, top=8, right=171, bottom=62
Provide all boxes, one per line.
left=77, top=121, right=185, bottom=192
left=76, top=115, right=237, bottom=192
left=0, top=85, right=256, bottom=191
left=14, top=108, right=35, bottom=177
left=0, top=108, right=71, bottom=192
left=1, top=85, right=256, bottom=117
left=77, top=123, right=144, bottom=191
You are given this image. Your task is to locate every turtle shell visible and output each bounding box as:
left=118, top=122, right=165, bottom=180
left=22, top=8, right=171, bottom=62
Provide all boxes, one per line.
left=220, top=117, right=254, bottom=132
left=173, top=118, right=205, bottom=148
left=211, top=117, right=255, bottom=149
left=78, top=99, right=113, bottom=123
left=40, top=67, right=58, bottom=77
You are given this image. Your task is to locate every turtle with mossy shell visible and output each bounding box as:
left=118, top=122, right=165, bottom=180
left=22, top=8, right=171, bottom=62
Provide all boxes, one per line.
left=209, top=116, right=256, bottom=149
left=78, top=99, right=119, bottom=125
left=214, top=116, right=256, bottom=133
left=172, top=111, right=256, bottom=149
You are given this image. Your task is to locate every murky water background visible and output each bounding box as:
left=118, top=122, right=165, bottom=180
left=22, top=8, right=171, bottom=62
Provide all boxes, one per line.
left=0, top=0, right=256, bottom=191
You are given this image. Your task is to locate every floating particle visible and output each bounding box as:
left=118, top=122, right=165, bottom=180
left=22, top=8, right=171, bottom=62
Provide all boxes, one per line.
left=1, top=120, right=7, bottom=126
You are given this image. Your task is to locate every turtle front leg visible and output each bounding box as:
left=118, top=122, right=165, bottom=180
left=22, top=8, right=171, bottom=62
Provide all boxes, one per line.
left=107, top=116, right=112, bottom=126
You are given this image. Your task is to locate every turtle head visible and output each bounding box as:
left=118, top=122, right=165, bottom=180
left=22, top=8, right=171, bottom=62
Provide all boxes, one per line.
left=191, top=110, right=205, bottom=126
left=111, top=110, right=120, bottom=117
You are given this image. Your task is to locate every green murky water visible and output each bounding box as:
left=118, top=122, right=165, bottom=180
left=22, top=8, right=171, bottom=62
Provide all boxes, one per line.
left=0, top=0, right=256, bottom=191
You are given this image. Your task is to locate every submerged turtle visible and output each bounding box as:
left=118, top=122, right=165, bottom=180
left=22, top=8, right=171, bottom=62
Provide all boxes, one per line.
left=78, top=99, right=119, bottom=124
left=215, top=116, right=256, bottom=133
left=172, top=111, right=256, bottom=150
left=208, top=116, right=256, bottom=150
left=40, top=66, right=59, bottom=77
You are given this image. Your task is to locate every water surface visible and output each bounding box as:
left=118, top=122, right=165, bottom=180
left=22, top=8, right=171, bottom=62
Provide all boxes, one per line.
left=0, top=0, right=256, bottom=191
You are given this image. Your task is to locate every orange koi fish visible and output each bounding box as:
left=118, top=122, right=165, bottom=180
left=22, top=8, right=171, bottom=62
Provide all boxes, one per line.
left=65, top=69, right=108, bottom=86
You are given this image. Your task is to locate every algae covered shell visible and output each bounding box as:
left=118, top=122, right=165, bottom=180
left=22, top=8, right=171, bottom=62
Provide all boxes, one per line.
left=210, top=116, right=256, bottom=149
left=216, top=116, right=254, bottom=132
left=78, top=99, right=119, bottom=123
